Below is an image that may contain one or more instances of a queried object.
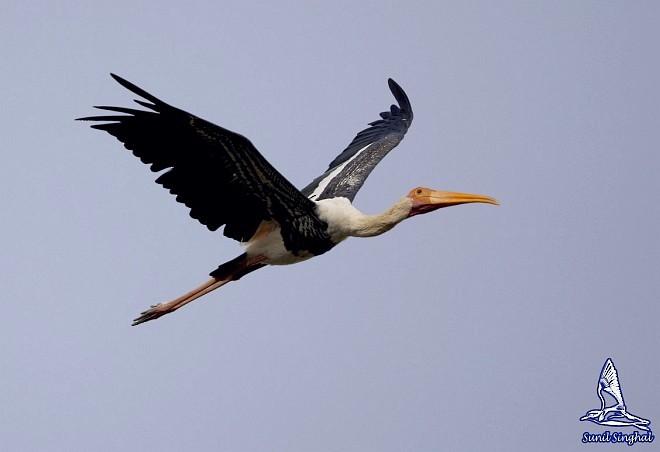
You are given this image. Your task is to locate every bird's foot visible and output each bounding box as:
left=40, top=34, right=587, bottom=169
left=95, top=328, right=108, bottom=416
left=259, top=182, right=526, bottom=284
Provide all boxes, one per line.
left=130, top=275, right=234, bottom=326
left=132, top=303, right=174, bottom=326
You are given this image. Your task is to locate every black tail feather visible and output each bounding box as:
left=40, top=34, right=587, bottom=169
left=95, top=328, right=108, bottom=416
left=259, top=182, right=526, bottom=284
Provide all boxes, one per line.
left=210, top=253, right=266, bottom=280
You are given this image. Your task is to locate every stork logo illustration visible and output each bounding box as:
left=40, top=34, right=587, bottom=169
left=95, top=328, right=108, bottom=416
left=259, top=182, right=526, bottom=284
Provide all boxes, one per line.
left=581, top=358, right=654, bottom=446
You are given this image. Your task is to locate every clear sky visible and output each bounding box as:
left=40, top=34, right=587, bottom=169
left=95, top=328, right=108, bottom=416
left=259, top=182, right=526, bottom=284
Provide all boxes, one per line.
left=2, top=1, right=658, bottom=451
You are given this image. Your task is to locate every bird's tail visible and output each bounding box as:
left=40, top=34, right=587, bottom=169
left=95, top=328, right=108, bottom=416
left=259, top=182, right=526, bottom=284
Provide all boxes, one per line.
left=208, top=253, right=266, bottom=280
left=132, top=253, right=266, bottom=325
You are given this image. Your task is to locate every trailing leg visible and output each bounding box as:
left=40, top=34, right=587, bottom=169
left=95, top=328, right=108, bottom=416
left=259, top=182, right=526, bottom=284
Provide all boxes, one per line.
left=132, top=253, right=266, bottom=325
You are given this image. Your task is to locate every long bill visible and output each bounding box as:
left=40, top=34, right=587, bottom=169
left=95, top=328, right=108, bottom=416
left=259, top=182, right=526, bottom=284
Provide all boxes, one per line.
left=408, top=187, right=499, bottom=217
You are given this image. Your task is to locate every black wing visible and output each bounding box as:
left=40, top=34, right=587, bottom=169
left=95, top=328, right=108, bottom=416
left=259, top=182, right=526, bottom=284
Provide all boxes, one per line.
left=301, top=78, right=413, bottom=201
left=79, top=74, right=331, bottom=256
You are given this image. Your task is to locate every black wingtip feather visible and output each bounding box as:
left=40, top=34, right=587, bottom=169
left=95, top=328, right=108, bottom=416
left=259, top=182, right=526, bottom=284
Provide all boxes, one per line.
left=109, top=73, right=167, bottom=107
left=89, top=123, right=115, bottom=131
left=133, top=99, right=159, bottom=111
left=387, top=78, right=413, bottom=118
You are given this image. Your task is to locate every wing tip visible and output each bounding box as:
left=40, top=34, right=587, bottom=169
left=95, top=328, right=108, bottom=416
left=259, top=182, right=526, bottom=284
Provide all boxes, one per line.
left=108, top=73, right=166, bottom=107
left=386, top=78, right=412, bottom=118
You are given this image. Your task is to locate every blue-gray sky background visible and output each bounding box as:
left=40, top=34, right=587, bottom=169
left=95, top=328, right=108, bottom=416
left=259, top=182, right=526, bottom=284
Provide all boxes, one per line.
left=2, top=1, right=658, bottom=451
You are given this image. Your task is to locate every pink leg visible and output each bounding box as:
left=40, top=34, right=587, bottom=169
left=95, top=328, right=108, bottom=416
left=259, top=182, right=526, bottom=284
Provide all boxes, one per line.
left=132, top=255, right=266, bottom=325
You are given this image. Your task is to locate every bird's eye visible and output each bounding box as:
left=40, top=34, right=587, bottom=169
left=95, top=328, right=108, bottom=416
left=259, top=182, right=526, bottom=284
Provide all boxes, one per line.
left=416, top=188, right=423, bottom=195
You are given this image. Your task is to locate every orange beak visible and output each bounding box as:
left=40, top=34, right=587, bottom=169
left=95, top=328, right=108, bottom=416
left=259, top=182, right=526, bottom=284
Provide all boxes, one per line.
left=408, top=187, right=499, bottom=217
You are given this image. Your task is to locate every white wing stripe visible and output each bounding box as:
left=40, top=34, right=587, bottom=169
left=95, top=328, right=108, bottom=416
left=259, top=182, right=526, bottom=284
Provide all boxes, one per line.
left=308, top=143, right=372, bottom=200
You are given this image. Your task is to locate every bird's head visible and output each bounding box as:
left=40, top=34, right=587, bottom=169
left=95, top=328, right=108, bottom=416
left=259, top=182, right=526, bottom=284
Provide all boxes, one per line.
left=406, top=187, right=499, bottom=217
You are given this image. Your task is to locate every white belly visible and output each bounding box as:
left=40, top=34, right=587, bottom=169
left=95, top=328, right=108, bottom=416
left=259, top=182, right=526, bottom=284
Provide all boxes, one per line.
left=243, top=198, right=362, bottom=265
left=243, top=220, right=315, bottom=265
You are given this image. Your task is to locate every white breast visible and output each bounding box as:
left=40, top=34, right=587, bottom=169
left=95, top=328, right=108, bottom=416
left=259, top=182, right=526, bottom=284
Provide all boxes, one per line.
left=314, top=197, right=363, bottom=243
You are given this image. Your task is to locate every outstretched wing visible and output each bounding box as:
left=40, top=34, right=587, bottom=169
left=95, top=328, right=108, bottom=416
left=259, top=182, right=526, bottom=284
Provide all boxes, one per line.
left=78, top=74, right=330, bottom=255
left=301, top=78, right=413, bottom=202
left=599, top=358, right=624, bottom=406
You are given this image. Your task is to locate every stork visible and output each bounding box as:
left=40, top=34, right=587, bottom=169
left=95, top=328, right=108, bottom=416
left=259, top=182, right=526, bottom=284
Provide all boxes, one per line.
left=79, top=75, right=498, bottom=325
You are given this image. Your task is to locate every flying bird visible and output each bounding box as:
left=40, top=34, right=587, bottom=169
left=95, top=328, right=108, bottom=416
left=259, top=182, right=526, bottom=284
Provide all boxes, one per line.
left=580, top=358, right=651, bottom=431
left=79, top=75, right=498, bottom=325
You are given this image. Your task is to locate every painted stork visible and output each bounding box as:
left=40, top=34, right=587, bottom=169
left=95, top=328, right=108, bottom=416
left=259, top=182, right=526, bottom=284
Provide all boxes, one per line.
left=79, top=75, right=498, bottom=325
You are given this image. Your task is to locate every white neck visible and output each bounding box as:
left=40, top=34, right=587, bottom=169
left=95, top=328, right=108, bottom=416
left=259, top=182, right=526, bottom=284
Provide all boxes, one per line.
left=315, top=196, right=413, bottom=241
left=352, top=196, right=413, bottom=237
